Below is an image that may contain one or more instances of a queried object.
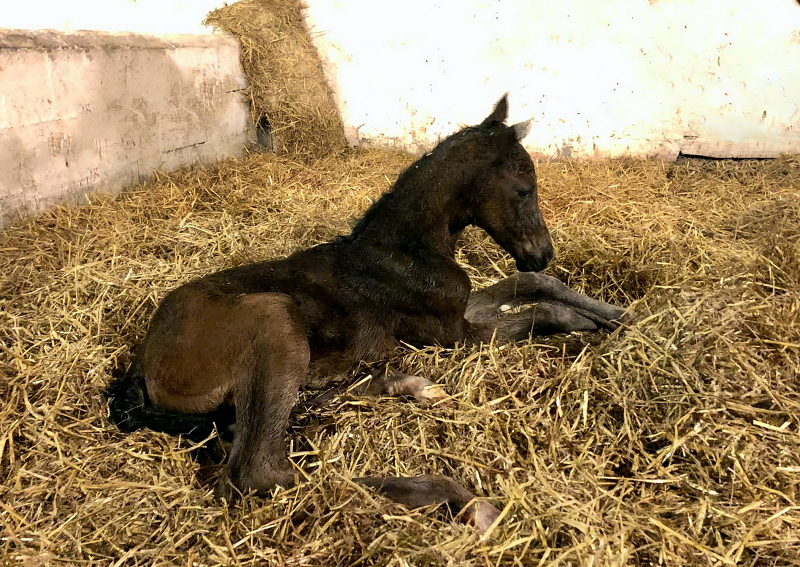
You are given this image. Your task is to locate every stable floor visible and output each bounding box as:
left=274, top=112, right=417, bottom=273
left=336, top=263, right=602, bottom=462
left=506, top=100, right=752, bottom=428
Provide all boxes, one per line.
left=1, top=149, right=799, bottom=565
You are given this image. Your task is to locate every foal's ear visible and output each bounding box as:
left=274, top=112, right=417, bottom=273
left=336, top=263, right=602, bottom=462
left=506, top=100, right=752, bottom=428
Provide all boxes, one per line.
left=493, top=119, right=533, bottom=149
left=481, top=94, right=509, bottom=126
left=512, top=119, right=533, bottom=141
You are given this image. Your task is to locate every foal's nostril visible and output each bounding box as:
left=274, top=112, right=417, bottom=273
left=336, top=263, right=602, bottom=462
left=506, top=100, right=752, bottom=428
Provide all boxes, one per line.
left=523, top=242, right=536, bottom=256
left=525, top=238, right=554, bottom=262
left=544, top=241, right=555, bottom=264
left=517, top=239, right=554, bottom=272
left=531, top=239, right=554, bottom=271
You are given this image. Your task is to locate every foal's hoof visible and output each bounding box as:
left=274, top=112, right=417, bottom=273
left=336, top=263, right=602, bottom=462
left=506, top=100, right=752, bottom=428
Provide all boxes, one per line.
left=386, top=373, right=451, bottom=405
left=415, top=383, right=450, bottom=405
left=603, top=307, right=637, bottom=331
left=215, top=466, right=297, bottom=502
left=580, top=303, right=637, bottom=332
left=461, top=501, right=502, bottom=535
left=618, top=307, right=638, bottom=326
left=215, top=477, right=241, bottom=503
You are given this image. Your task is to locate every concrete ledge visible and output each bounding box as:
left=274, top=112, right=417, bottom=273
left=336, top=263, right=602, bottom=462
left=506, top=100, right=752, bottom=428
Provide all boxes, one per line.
left=0, top=28, right=254, bottom=227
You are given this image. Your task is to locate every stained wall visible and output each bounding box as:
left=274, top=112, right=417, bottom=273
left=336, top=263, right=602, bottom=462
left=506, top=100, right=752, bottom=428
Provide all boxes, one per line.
left=0, top=1, right=251, bottom=227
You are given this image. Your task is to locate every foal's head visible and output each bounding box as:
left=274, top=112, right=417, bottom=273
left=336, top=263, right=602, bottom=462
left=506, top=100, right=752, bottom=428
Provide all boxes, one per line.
left=466, top=95, right=554, bottom=272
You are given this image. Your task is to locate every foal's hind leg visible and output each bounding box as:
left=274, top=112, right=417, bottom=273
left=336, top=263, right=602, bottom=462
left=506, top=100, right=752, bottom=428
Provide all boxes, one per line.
left=355, top=475, right=500, bottom=535
left=218, top=294, right=311, bottom=499
left=466, top=272, right=634, bottom=335
left=350, top=366, right=449, bottom=405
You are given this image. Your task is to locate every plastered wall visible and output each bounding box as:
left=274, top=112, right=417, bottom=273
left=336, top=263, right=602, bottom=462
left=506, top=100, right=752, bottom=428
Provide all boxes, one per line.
left=3, top=0, right=799, bottom=228
left=304, top=0, right=800, bottom=159
left=0, top=1, right=251, bottom=228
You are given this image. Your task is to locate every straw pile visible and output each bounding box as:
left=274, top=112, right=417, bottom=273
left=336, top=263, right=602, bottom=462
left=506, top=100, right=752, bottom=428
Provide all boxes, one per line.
left=205, top=0, right=347, bottom=159
left=1, top=149, right=798, bottom=565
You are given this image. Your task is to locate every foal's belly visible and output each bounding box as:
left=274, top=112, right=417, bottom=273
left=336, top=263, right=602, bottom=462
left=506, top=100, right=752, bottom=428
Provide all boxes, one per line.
left=301, top=319, right=399, bottom=390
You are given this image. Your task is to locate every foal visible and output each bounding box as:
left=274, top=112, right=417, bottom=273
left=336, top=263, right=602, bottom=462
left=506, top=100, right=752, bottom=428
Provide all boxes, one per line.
left=108, top=96, right=629, bottom=533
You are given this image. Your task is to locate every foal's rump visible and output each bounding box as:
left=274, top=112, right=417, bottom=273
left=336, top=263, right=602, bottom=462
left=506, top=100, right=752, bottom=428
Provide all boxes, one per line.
left=110, top=289, right=309, bottom=435
left=145, top=289, right=305, bottom=409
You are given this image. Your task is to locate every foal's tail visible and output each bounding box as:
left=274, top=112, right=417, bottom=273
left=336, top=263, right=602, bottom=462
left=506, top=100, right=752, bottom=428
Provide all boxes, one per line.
left=106, top=366, right=230, bottom=443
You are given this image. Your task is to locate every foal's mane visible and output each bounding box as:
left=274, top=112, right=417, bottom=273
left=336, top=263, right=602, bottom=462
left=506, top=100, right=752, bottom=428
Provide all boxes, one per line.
left=346, top=125, right=490, bottom=241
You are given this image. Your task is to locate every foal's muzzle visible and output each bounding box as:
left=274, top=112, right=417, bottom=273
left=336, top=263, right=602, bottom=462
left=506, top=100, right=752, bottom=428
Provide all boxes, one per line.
left=514, top=236, right=555, bottom=272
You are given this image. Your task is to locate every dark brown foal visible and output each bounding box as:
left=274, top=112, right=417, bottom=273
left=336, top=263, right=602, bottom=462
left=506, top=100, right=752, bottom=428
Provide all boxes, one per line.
left=108, top=95, right=631, bottom=535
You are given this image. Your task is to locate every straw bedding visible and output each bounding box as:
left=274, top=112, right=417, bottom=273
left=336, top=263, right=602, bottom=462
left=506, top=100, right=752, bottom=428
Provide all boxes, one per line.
left=1, top=149, right=799, bottom=565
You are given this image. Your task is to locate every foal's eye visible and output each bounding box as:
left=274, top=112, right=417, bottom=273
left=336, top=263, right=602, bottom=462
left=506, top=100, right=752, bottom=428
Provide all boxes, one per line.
left=517, top=189, right=532, bottom=198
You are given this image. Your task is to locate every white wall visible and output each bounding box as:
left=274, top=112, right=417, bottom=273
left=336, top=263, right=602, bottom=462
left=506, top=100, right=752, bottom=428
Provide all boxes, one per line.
left=304, top=0, right=800, bottom=159
left=1, top=0, right=223, bottom=35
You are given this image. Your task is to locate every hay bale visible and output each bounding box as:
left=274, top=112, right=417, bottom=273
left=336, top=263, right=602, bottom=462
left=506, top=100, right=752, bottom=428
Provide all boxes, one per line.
left=1, top=151, right=800, bottom=565
left=205, top=0, right=347, bottom=160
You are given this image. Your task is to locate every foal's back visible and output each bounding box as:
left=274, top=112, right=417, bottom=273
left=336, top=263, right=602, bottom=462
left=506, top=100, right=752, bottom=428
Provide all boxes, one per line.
left=179, top=225, right=469, bottom=365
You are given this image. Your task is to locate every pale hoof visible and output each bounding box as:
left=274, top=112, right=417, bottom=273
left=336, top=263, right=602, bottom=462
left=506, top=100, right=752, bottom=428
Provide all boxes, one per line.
left=385, top=373, right=451, bottom=405
left=462, top=501, right=501, bottom=535
left=415, top=383, right=450, bottom=405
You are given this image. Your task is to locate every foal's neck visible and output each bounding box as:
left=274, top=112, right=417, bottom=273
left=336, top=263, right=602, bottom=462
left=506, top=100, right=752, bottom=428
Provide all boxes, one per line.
left=351, top=156, right=470, bottom=257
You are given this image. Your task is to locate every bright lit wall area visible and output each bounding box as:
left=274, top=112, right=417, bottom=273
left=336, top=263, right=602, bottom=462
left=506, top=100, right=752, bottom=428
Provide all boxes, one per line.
left=1, top=0, right=225, bottom=35
left=304, top=0, right=800, bottom=159
left=3, top=0, right=799, bottom=227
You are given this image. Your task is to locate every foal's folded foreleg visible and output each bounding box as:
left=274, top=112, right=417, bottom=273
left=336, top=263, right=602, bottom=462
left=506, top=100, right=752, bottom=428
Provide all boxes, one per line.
left=466, top=272, right=633, bottom=335
left=468, top=302, right=599, bottom=342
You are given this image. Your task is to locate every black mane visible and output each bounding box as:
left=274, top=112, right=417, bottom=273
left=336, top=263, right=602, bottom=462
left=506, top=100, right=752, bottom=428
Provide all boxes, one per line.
left=346, top=125, right=488, bottom=241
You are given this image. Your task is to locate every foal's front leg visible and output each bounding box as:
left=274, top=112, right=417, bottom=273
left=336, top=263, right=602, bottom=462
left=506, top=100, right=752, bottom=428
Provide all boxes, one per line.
left=466, top=272, right=634, bottom=340
left=468, top=302, right=600, bottom=342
